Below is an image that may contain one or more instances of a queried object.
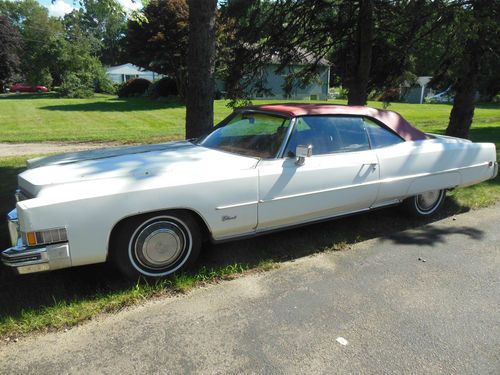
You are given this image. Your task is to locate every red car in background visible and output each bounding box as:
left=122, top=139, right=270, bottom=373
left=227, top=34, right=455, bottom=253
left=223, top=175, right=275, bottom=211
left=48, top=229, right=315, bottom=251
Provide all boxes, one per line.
left=9, top=83, right=49, bottom=93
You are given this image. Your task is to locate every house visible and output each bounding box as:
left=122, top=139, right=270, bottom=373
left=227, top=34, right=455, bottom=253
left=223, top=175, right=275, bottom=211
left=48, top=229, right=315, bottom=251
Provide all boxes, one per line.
left=217, top=50, right=331, bottom=100
left=400, top=76, right=434, bottom=104
left=105, top=63, right=162, bottom=84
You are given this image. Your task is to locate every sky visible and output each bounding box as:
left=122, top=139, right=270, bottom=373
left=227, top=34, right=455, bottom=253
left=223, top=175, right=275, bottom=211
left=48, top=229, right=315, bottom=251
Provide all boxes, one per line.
left=35, top=0, right=142, bottom=18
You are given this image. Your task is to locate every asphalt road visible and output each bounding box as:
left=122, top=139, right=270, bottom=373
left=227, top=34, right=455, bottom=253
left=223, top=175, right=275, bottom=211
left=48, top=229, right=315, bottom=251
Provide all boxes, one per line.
left=1, top=204, right=499, bottom=374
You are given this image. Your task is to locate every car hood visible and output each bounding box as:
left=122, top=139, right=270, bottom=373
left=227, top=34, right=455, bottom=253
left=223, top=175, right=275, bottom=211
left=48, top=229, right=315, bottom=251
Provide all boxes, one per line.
left=19, top=141, right=259, bottom=197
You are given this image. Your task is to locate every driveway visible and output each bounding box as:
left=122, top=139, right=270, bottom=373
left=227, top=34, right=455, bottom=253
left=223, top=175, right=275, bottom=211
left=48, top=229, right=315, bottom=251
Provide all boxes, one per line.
left=1, top=204, right=499, bottom=374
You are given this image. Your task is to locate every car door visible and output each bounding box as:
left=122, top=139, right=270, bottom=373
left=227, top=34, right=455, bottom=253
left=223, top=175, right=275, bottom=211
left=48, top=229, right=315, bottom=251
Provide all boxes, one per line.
left=257, top=115, right=380, bottom=231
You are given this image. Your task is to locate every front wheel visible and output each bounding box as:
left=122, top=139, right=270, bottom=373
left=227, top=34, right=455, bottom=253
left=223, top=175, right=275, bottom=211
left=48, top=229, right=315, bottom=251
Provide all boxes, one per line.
left=111, top=212, right=201, bottom=280
left=403, top=189, right=446, bottom=217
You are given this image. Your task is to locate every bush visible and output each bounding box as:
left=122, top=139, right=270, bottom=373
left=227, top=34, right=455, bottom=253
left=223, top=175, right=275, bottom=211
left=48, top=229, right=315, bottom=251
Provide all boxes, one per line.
left=118, top=78, right=151, bottom=98
left=147, top=77, right=178, bottom=98
left=95, top=69, right=118, bottom=95
left=58, top=72, right=94, bottom=98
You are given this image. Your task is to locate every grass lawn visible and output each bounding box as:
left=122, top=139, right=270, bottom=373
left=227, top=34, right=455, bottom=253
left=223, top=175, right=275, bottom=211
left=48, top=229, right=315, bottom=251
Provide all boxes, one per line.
left=0, top=93, right=499, bottom=338
left=1, top=92, right=499, bottom=144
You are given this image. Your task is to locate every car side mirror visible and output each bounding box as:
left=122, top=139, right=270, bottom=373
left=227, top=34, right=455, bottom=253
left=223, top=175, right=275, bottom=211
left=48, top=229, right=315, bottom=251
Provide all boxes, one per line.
left=295, top=145, right=312, bottom=165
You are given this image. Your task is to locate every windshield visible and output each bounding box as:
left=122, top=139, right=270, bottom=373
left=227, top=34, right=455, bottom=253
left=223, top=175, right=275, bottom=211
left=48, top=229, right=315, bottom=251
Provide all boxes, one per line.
left=197, top=112, right=291, bottom=158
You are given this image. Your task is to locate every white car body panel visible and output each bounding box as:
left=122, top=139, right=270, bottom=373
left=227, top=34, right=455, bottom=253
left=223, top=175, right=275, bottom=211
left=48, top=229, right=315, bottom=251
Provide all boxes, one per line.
left=17, top=142, right=260, bottom=265
left=257, top=149, right=379, bottom=230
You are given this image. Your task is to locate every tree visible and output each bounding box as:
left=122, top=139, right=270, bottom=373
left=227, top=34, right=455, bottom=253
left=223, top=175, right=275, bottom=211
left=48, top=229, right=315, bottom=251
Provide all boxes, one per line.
left=185, top=0, right=217, bottom=139
left=63, top=0, right=128, bottom=66
left=0, top=0, right=66, bottom=87
left=0, top=16, right=23, bottom=91
left=219, top=0, right=449, bottom=106
left=126, top=0, right=189, bottom=98
left=441, top=1, right=499, bottom=138
left=343, top=0, right=373, bottom=105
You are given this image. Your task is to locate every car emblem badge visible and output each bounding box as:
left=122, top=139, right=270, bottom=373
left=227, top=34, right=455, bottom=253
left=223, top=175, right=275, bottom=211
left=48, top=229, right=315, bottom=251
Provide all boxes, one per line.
left=222, top=215, right=237, bottom=222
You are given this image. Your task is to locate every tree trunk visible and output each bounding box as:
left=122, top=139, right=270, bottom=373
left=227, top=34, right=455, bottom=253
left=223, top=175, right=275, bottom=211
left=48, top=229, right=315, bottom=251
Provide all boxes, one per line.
left=185, top=0, right=217, bottom=139
left=347, top=0, right=374, bottom=106
left=446, top=33, right=480, bottom=139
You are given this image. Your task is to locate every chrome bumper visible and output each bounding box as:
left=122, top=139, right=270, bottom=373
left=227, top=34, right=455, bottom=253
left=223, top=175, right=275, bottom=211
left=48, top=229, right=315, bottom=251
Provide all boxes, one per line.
left=1, top=243, right=71, bottom=274
left=2, top=209, right=71, bottom=274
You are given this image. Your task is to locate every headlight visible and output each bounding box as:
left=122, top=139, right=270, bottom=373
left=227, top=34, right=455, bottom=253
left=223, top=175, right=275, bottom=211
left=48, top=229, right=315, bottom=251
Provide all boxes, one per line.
left=23, top=227, right=68, bottom=247
left=15, top=188, right=31, bottom=202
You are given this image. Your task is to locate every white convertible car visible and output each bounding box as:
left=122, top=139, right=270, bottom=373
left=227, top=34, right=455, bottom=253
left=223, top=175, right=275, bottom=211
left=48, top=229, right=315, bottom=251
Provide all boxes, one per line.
left=2, top=104, right=498, bottom=278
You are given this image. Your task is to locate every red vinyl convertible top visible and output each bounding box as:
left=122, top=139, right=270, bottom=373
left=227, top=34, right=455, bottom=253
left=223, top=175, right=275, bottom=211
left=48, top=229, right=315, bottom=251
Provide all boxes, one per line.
left=239, top=103, right=429, bottom=141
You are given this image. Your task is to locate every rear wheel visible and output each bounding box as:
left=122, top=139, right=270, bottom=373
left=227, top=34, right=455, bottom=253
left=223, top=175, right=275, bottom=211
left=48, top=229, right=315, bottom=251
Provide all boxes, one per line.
left=111, top=212, right=201, bottom=280
left=403, top=189, right=446, bottom=217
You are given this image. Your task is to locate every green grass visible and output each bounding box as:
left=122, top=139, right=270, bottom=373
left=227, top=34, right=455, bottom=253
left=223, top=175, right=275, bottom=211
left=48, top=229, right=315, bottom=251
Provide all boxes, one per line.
left=0, top=94, right=498, bottom=338
left=1, top=93, right=498, bottom=144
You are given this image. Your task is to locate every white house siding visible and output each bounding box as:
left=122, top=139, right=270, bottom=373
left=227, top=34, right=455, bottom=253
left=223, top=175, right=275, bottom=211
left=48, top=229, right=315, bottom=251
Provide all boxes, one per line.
left=229, top=64, right=330, bottom=100
left=105, top=64, right=161, bottom=84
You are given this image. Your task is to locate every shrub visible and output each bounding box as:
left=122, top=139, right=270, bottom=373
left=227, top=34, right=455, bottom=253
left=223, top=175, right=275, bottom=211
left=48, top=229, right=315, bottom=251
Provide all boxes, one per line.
left=95, top=68, right=118, bottom=95
left=118, top=78, right=151, bottom=98
left=147, top=77, right=178, bottom=98
left=58, top=72, right=94, bottom=98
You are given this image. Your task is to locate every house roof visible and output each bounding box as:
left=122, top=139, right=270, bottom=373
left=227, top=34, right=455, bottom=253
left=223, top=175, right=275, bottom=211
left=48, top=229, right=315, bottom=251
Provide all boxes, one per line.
left=105, top=63, right=155, bottom=75
left=238, top=103, right=429, bottom=141
left=242, top=44, right=330, bottom=66
left=268, top=48, right=330, bottom=66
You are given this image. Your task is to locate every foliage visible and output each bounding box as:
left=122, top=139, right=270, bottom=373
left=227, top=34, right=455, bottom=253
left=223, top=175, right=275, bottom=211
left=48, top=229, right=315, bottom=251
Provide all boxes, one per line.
left=0, top=0, right=119, bottom=94
left=63, top=0, right=128, bottom=66
left=147, top=77, right=178, bottom=98
left=126, top=0, right=189, bottom=98
left=58, top=72, right=95, bottom=98
left=117, top=78, right=152, bottom=98
left=0, top=16, right=23, bottom=91
left=0, top=0, right=66, bottom=87
left=218, top=0, right=451, bottom=105
left=431, top=1, right=499, bottom=138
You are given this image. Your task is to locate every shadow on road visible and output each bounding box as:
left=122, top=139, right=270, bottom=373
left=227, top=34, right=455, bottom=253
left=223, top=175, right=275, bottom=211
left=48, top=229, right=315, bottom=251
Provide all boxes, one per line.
left=381, top=225, right=483, bottom=246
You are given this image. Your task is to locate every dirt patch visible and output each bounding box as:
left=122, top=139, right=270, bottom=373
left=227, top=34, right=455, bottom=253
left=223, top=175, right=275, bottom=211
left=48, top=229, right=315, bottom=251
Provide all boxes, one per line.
left=0, top=142, right=133, bottom=157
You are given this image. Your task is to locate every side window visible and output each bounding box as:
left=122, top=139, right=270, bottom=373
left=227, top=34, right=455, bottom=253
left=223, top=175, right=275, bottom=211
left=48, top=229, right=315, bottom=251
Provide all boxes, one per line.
left=285, top=116, right=370, bottom=156
left=364, top=118, right=403, bottom=148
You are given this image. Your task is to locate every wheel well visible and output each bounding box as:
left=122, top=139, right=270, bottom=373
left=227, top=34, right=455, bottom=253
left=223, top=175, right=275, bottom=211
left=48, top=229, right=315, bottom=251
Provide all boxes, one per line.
left=107, top=209, right=212, bottom=260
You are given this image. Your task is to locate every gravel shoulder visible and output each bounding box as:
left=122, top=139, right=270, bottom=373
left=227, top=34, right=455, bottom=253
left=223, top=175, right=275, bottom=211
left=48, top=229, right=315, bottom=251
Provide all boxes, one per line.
left=0, top=142, right=129, bottom=157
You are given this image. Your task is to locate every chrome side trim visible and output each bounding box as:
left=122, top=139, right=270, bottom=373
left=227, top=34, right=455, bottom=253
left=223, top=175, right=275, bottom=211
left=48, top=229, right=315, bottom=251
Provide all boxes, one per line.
left=215, top=201, right=259, bottom=210
left=370, top=199, right=402, bottom=209
left=212, top=201, right=401, bottom=243
left=378, top=161, right=489, bottom=185
left=258, top=162, right=491, bottom=204
left=259, top=180, right=380, bottom=203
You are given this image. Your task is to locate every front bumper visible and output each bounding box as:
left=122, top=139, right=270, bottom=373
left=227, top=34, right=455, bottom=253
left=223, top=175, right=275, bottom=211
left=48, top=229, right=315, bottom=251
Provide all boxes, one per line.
left=1, top=209, right=71, bottom=275
left=1, top=243, right=71, bottom=274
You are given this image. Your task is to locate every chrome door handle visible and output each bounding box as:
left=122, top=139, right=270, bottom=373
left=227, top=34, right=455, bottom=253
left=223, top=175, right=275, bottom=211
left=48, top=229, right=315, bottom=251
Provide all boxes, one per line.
left=363, top=162, right=378, bottom=170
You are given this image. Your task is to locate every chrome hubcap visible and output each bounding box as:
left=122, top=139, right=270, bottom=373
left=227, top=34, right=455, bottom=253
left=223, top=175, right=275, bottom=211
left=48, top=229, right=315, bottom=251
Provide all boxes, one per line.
left=416, top=190, right=441, bottom=211
left=134, top=221, right=185, bottom=269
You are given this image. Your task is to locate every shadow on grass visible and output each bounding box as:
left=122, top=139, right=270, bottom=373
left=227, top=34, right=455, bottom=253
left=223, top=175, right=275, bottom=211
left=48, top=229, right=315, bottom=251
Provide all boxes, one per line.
left=0, top=190, right=474, bottom=319
left=39, top=97, right=184, bottom=112
left=469, top=125, right=500, bottom=146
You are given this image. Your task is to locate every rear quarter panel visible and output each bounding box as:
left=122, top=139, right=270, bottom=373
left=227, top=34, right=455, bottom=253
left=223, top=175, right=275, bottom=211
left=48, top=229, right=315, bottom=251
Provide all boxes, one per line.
left=374, top=138, right=497, bottom=203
